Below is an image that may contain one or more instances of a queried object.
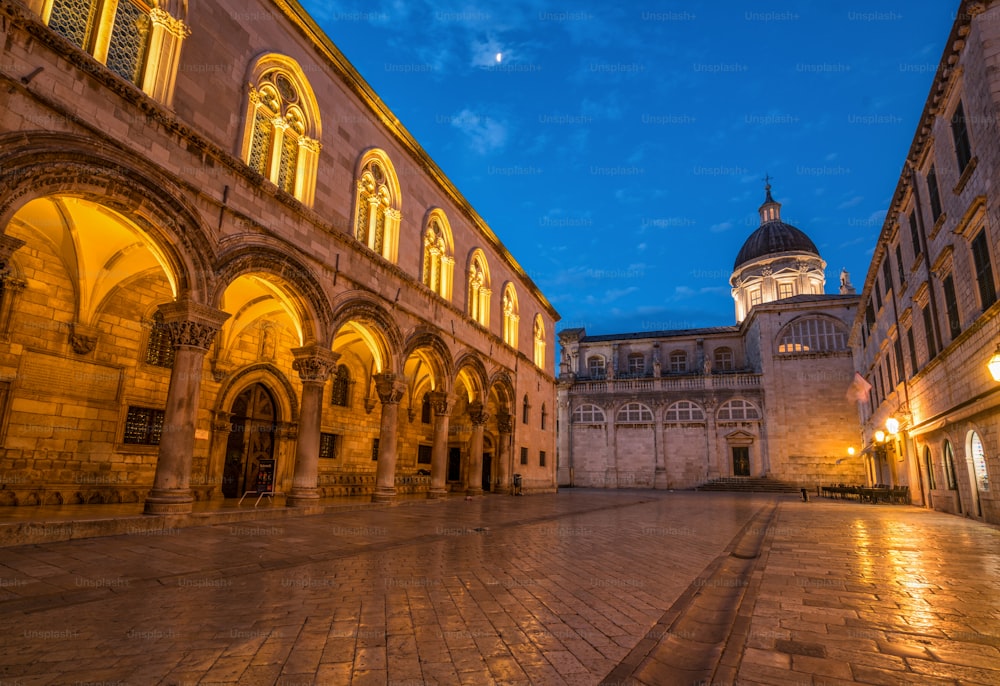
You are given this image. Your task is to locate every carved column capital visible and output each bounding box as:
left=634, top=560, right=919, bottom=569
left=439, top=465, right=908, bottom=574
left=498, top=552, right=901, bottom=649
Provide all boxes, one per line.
left=69, top=323, right=100, bottom=355
left=291, top=345, right=339, bottom=383
left=149, top=7, right=192, bottom=38
left=157, top=298, right=230, bottom=351
left=468, top=400, right=490, bottom=426
left=429, top=390, right=453, bottom=416
left=374, top=372, right=406, bottom=405
left=496, top=411, right=513, bottom=434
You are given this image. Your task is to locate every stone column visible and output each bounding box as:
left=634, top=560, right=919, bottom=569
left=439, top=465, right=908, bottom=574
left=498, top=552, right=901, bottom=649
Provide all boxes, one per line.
left=373, top=372, right=406, bottom=502
left=428, top=391, right=452, bottom=499
left=466, top=401, right=489, bottom=495
left=556, top=390, right=572, bottom=486
left=287, top=345, right=339, bottom=506
left=144, top=299, right=229, bottom=514
left=496, top=412, right=513, bottom=493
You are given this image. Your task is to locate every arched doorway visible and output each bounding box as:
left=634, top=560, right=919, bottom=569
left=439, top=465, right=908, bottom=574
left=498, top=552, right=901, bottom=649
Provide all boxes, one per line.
left=223, top=383, right=279, bottom=498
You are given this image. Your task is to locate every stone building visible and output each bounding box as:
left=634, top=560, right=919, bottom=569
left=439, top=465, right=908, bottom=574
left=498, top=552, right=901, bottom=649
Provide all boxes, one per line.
left=851, top=0, right=1000, bottom=525
left=557, top=188, right=863, bottom=490
left=0, top=0, right=558, bottom=511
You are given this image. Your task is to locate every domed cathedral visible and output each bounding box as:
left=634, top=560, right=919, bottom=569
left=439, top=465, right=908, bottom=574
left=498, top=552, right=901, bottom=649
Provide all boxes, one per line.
left=731, top=183, right=827, bottom=323
left=0, top=0, right=558, bottom=510
left=558, top=185, right=864, bottom=492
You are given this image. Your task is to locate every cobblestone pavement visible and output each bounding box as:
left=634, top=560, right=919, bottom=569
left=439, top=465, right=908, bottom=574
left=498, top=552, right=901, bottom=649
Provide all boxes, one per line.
left=0, top=492, right=997, bottom=686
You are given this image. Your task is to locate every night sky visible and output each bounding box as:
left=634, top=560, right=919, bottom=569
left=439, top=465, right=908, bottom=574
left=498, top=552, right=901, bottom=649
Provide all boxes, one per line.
left=299, top=0, right=954, bottom=336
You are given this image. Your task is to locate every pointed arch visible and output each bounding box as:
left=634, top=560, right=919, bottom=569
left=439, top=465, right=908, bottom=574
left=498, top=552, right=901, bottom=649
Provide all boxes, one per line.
left=330, top=294, right=404, bottom=375
left=467, top=249, right=491, bottom=327
left=352, top=148, right=402, bottom=263
left=501, top=283, right=519, bottom=348
left=241, top=53, right=322, bottom=205
left=533, top=314, right=546, bottom=369
left=453, top=351, right=489, bottom=403
left=403, top=327, right=455, bottom=392
left=422, top=208, right=454, bottom=299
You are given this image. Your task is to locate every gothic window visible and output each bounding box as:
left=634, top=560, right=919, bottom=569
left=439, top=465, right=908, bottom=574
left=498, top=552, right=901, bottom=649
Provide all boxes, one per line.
left=243, top=57, right=322, bottom=206
left=522, top=395, right=529, bottom=424
left=970, top=431, right=989, bottom=492
left=669, top=350, right=687, bottom=373
left=587, top=356, right=605, bottom=379
left=717, top=399, right=760, bottom=421
left=533, top=315, right=546, bottom=369
left=330, top=365, right=351, bottom=407
left=923, top=446, right=936, bottom=490
left=421, top=393, right=431, bottom=424
left=951, top=100, right=973, bottom=174
left=47, top=0, right=149, bottom=84
left=927, top=165, right=942, bottom=223
left=616, top=403, right=653, bottom=423
left=777, top=282, right=794, bottom=299
left=502, top=284, right=519, bottom=348
left=541, top=404, right=547, bottom=430
left=713, top=347, right=734, bottom=371
left=665, top=400, right=705, bottom=422
left=422, top=211, right=454, bottom=299
left=123, top=405, right=164, bottom=445
left=144, top=310, right=174, bottom=368
left=777, top=317, right=848, bottom=353
left=354, top=151, right=401, bottom=262
left=572, top=404, right=605, bottom=423
left=467, top=250, right=491, bottom=327
left=627, top=353, right=644, bottom=376
left=971, top=229, right=997, bottom=310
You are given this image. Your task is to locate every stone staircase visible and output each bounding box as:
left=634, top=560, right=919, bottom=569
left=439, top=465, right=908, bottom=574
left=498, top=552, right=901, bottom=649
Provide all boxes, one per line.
left=694, top=476, right=802, bottom=494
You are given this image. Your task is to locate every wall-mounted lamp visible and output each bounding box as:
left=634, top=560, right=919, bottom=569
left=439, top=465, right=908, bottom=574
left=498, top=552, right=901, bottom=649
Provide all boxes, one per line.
left=885, top=417, right=900, bottom=435
left=847, top=446, right=856, bottom=456
left=874, top=429, right=885, bottom=443
left=988, top=344, right=1000, bottom=381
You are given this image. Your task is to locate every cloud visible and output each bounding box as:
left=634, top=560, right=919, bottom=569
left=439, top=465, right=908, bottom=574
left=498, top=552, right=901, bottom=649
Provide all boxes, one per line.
left=837, top=195, right=864, bottom=210
left=710, top=221, right=733, bottom=233
left=450, top=109, right=508, bottom=153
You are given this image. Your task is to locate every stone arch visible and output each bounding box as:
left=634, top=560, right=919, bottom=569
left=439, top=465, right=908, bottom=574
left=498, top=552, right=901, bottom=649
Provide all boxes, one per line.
left=402, top=327, right=455, bottom=392
left=453, top=351, right=489, bottom=403
left=330, top=294, right=404, bottom=375
left=775, top=314, right=849, bottom=354
left=0, top=132, right=214, bottom=301
left=211, top=240, right=332, bottom=347
left=213, top=363, right=300, bottom=424
left=351, top=148, right=402, bottom=263
left=244, top=52, right=322, bottom=140
left=487, top=369, right=515, bottom=414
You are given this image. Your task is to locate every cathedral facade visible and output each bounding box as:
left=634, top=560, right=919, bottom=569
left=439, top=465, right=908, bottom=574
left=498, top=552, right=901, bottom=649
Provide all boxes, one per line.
left=557, top=189, right=864, bottom=491
left=852, top=0, right=1000, bottom=525
left=0, top=0, right=558, bottom=510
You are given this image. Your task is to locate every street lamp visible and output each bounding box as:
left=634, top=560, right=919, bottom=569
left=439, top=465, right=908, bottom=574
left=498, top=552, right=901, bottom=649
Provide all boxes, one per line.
left=885, top=417, right=900, bottom=436
left=847, top=446, right=856, bottom=456
left=989, top=344, right=1000, bottom=381
left=874, top=429, right=885, bottom=443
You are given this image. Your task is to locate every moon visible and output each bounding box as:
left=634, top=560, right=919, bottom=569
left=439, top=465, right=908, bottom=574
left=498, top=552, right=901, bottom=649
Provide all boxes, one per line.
left=495, top=52, right=503, bottom=63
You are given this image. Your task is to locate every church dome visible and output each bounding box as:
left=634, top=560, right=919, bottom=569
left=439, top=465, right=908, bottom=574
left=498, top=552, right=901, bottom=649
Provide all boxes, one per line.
left=733, top=185, right=819, bottom=270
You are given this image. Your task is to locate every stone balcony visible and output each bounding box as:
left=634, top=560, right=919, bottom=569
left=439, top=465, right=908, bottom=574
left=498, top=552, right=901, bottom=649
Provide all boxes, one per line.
left=566, top=373, right=762, bottom=394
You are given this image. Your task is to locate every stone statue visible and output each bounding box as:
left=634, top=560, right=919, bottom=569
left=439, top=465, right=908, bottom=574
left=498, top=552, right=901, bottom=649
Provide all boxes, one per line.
left=703, top=357, right=712, bottom=375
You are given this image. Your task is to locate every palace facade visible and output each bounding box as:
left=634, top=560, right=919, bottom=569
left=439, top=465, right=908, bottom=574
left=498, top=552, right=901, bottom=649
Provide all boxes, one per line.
left=853, top=0, right=1000, bottom=525
left=557, top=189, right=864, bottom=490
left=0, top=0, right=558, bottom=511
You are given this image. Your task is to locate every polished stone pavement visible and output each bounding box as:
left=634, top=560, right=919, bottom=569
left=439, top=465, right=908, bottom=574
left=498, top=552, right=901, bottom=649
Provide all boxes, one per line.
left=0, top=491, right=997, bottom=685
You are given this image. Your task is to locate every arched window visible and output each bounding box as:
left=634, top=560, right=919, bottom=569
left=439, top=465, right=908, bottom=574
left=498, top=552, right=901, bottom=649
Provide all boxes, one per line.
left=144, top=310, right=174, bottom=368
left=330, top=365, right=351, bottom=407
left=522, top=395, right=529, bottom=424
left=718, top=399, right=761, bottom=421
left=713, top=347, right=734, bottom=371
left=669, top=350, right=687, bottom=373
left=353, top=151, right=401, bottom=262
left=616, top=402, right=653, bottom=423
left=533, top=315, right=546, bottom=369
left=422, top=210, right=454, bottom=299
left=970, top=431, right=989, bottom=492
left=943, top=440, right=958, bottom=490
left=923, top=446, right=936, bottom=490
left=541, top=404, right=547, bottom=430
left=41, top=0, right=190, bottom=103
left=572, top=404, right=606, bottom=423
left=665, top=400, right=705, bottom=422
left=777, top=317, right=848, bottom=353
left=502, top=284, right=519, bottom=348
left=587, top=356, right=605, bottom=379
left=467, top=250, right=491, bottom=327
left=243, top=56, right=322, bottom=205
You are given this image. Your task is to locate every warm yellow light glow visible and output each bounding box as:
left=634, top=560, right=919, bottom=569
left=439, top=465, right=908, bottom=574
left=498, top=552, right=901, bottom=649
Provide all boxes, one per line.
left=885, top=417, right=900, bottom=435
left=874, top=430, right=886, bottom=443
left=847, top=446, right=856, bottom=456
left=988, top=344, right=1000, bottom=381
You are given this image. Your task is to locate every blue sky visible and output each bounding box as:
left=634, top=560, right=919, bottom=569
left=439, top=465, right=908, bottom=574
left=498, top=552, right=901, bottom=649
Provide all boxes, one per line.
left=299, top=0, right=954, bottom=336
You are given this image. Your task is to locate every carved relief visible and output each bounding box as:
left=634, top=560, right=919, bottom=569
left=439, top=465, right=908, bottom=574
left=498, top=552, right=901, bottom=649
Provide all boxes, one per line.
left=373, top=372, right=406, bottom=404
